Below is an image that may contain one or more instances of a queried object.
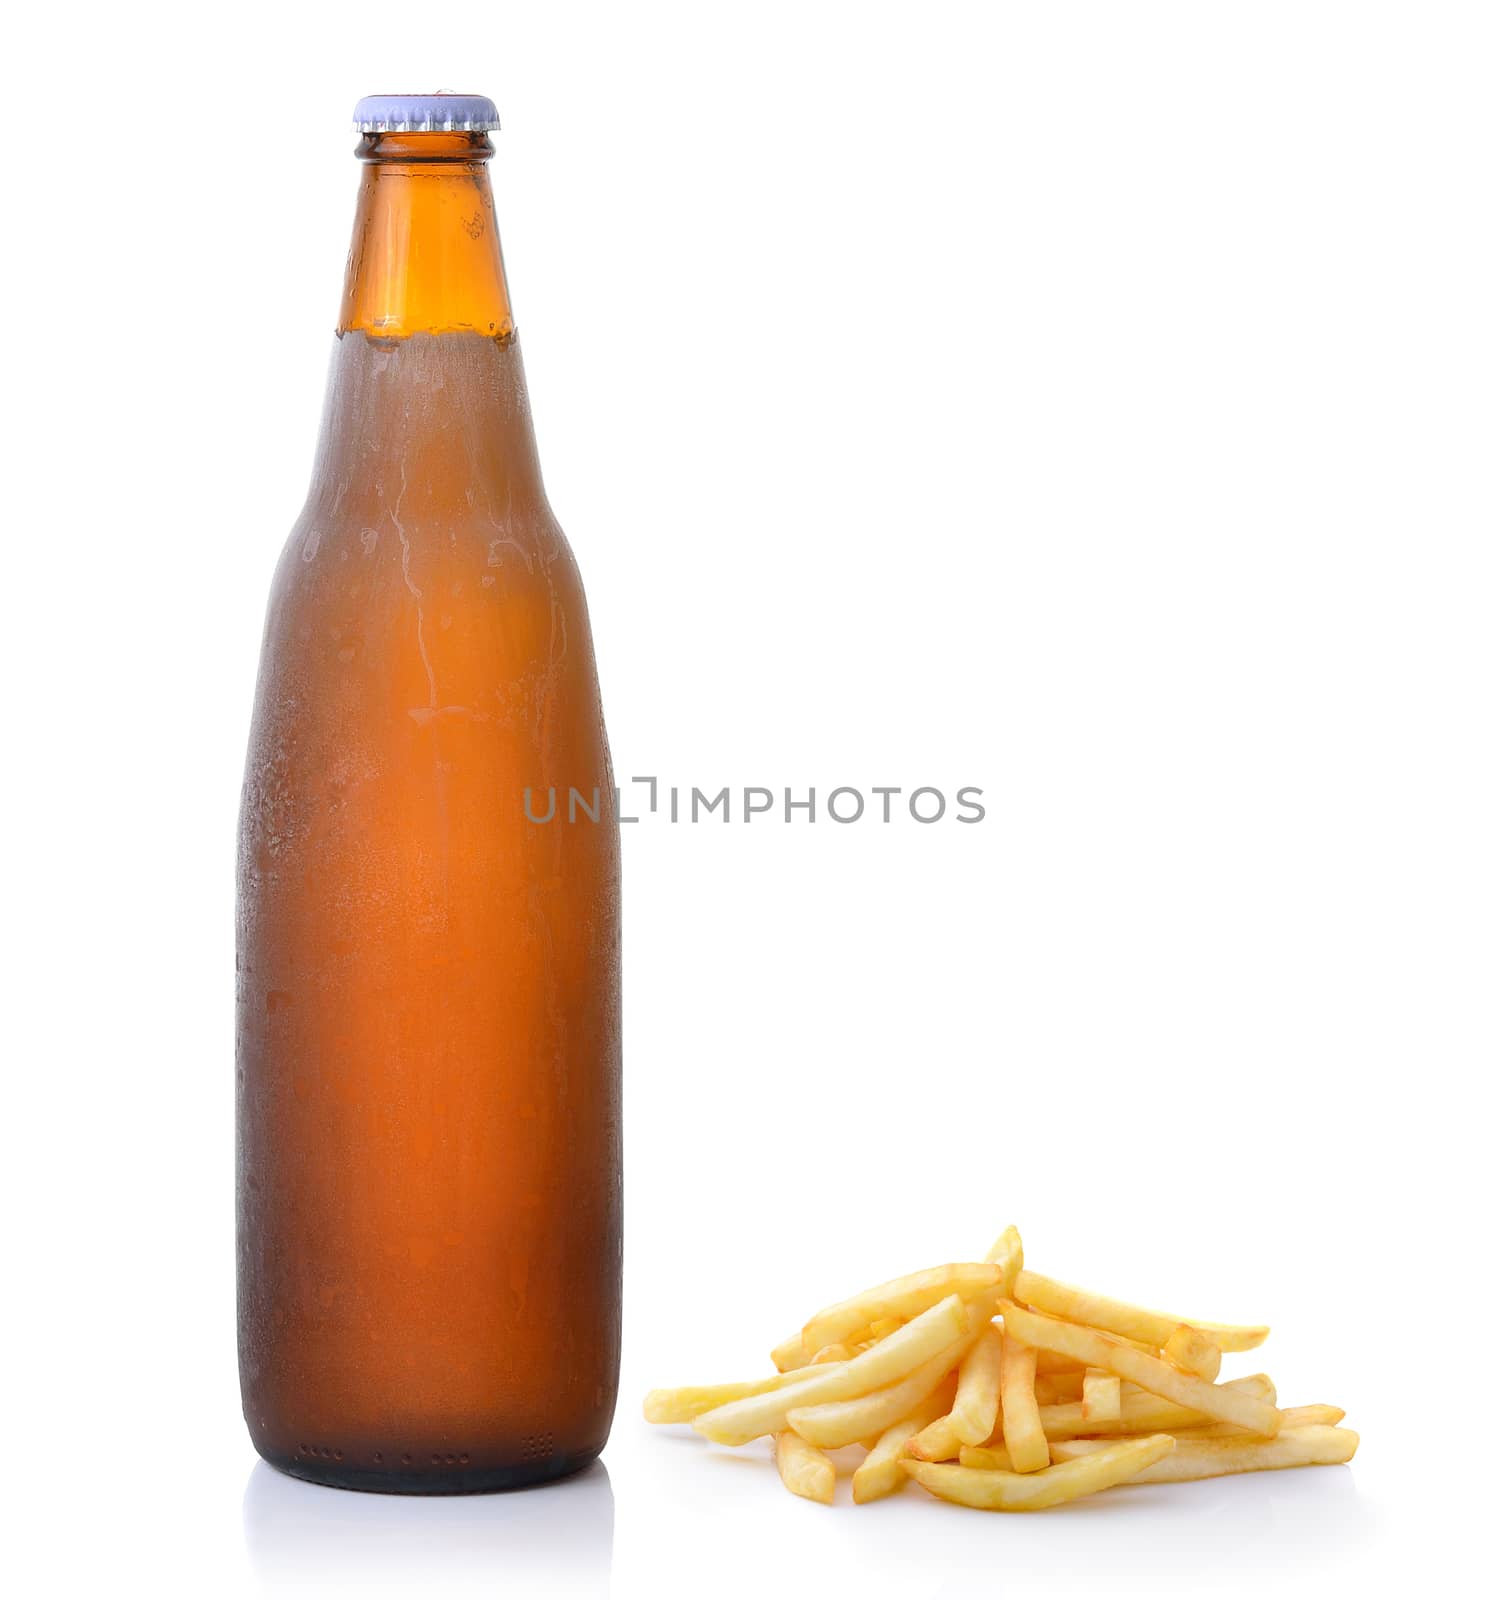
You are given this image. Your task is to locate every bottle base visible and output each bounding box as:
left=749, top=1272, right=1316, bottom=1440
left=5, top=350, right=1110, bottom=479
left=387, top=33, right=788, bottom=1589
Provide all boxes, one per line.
left=257, top=1442, right=604, bottom=1496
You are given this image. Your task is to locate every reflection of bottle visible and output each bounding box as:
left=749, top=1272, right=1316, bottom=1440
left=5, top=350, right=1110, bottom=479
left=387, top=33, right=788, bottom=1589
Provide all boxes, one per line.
left=243, top=1458, right=615, bottom=1589
left=237, top=94, right=621, bottom=1493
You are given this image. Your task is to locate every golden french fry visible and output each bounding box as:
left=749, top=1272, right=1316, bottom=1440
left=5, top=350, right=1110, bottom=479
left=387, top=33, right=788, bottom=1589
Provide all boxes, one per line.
left=958, top=1442, right=1016, bottom=1470
left=1000, top=1302, right=1281, bottom=1437
left=1081, top=1368, right=1121, bottom=1424
left=1035, top=1351, right=1087, bottom=1378
left=1013, top=1271, right=1268, bottom=1353
left=1049, top=1424, right=1358, bottom=1483
left=984, top=1226, right=1024, bottom=1296
left=904, top=1433, right=1177, bottom=1511
left=1034, top=1373, right=1277, bottom=1440
left=696, top=1295, right=970, bottom=1446
left=801, top=1264, right=1004, bottom=1355
left=645, top=1365, right=847, bottom=1424
left=771, top=1331, right=811, bottom=1372
left=866, top=1317, right=902, bottom=1342
left=810, top=1343, right=853, bottom=1365
left=1162, top=1323, right=1221, bottom=1381
left=1000, top=1333, right=1049, bottom=1472
left=951, top=1322, right=1005, bottom=1445
left=1174, top=1402, right=1344, bottom=1439
left=852, top=1385, right=956, bottom=1504
left=788, top=1343, right=968, bottom=1449
left=904, top=1411, right=965, bottom=1462
left=1034, top=1371, right=1085, bottom=1405
left=775, top=1429, right=835, bottom=1504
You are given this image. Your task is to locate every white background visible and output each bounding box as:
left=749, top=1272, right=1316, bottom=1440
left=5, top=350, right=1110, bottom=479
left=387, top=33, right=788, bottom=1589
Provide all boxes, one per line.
left=4, top=2, right=1498, bottom=1595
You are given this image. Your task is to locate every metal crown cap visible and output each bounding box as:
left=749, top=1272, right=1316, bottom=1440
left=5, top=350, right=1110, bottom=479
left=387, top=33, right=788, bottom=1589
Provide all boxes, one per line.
left=353, top=93, right=500, bottom=134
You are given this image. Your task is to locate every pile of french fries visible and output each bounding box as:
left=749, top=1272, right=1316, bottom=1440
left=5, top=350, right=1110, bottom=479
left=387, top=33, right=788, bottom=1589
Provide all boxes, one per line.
left=644, top=1227, right=1357, bottom=1511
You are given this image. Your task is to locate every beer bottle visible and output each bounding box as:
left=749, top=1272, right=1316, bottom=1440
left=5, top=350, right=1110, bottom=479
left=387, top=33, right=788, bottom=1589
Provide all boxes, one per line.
left=237, top=93, right=621, bottom=1493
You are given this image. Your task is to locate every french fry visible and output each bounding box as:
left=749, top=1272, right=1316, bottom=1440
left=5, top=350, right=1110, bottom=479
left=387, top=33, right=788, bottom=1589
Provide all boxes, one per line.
left=810, top=1343, right=854, bottom=1365
left=852, top=1385, right=956, bottom=1504
left=1034, top=1371, right=1085, bottom=1405
left=904, top=1434, right=1177, bottom=1511
left=1081, top=1368, right=1121, bottom=1424
left=958, top=1443, right=1016, bottom=1470
left=952, top=1322, right=1005, bottom=1444
left=1000, top=1302, right=1282, bottom=1438
left=904, top=1411, right=966, bottom=1462
left=775, top=1429, right=835, bottom=1504
left=1162, top=1323, right=1221, bottom=1381
left=1035, top=1350, right=1088, bottom=1377
left=984, top=1226, right=1024, bottom=1296
left=1000, top=1333, right=1050, bottom=1472
left=1013, top=1271, right=1268, bottom=1353
left=696, top=1295, right=970, bottom=1446
left=801, top=1264, right=1004, bottom=1355
left=1033, top=1373, right=1277, bottom=1440
left=788, top=1343, right=968, bottom=1449
left=1049, top=1424, right=1358, bottom=1483
left=1174, top=1402, right=1344, bottom=1439
left=771, top=1331, right=811, bottom=1372
left=645, top=1365, right=850, bottom=1423
left=865, top=1318, right=903, bottom=1342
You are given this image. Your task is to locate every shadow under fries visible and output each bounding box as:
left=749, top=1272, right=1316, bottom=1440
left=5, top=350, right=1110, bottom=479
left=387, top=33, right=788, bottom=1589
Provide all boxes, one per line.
left=910, top=1464, right=1375, bottom=1597
left=242, top=1456, right=614, bottom=1596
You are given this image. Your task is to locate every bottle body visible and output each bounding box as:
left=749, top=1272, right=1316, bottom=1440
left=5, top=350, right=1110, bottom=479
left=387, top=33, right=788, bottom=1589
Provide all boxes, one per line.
left=237, top=157, right=621, bottom=1490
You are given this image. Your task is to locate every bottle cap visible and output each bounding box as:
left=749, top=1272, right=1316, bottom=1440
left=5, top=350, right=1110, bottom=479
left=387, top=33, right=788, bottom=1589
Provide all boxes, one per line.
left=353, top=93, right=500, bottom=133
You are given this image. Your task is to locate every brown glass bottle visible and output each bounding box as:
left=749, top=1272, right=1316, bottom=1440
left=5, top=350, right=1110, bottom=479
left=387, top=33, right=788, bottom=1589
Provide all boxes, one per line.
left=237, top=98, right=621, bottom=1494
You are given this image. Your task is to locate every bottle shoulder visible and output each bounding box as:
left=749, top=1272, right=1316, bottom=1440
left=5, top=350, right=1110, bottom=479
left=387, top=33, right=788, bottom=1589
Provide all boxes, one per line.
left=273, top=497, right=582, bottom=597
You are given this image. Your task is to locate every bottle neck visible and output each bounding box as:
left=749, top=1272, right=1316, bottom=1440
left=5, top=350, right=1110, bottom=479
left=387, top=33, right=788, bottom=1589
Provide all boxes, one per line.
left=309, top=131, right=545, bottom=522
left=338, top=132, right=515, bottom=341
